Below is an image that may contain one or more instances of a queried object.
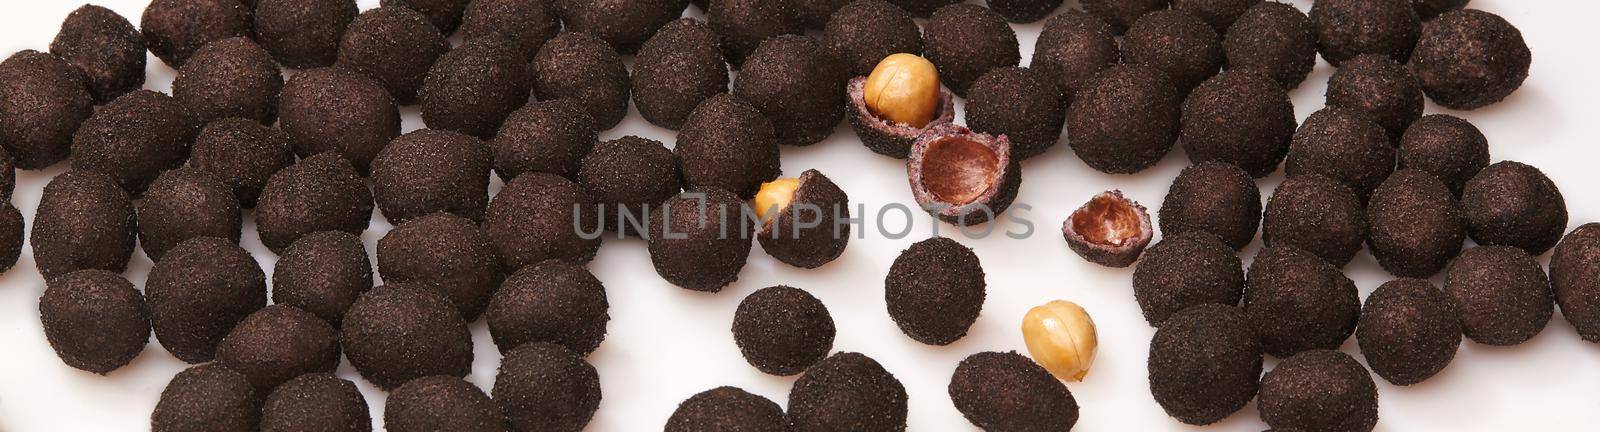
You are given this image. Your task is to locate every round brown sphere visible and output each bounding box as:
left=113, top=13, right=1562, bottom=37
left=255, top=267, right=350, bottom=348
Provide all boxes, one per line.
left=674, top=94, right=783, bottom=198
left=1123, top=10, right=1224, bottom=94
left=487, top=260, right=609, bottom=355
left=421, top=37, right=532, bottom=139
left=336, top=5, right=450, bottom=105
left=1067, top=64, right=1182, bottom=174
left=1263, top=175, right=1367, bottom=267
left=151, top=364, right=262, bottom=432
left=1032, top=11, right=1120, bottom=107
left=140, top=0, right=254, bottom=68
left=215, top=305, right=341, bottom=390
left=385, top=376, right=508, bottom=432
left=1552, top=223, right=1600, bottom=343
left=272, top=231, right=373, bottom=327
left=260, top=374, right=372, bottom=432
left=189, top=118, right=295, bottom=208
left=1081, top=0, right=1172, bottom=33
left=484, top=173, right=603, bottom=269
left=1356, top=278, right=1461, bottom=385
left=1223, top=1, right=1316, bottom=89
left=459, top=0, right=561, bottom=61
left=146, top=237, right=269, bottom=364
left=1284, top=106, right=1396, bottom=200
left=1326, top=54, right=1424, bottom=140
left=493, top=342, right=602, bottom=432
left=647, top=189, right=754, bottom=292
left=0, top=50, right=93, bottom=170
left=252, top=0, right=357, bottom=69
left=1133, top=232, right=1245, bottom=326
left=1158, top=161, right=1262, bottom=250
left=787, top=352, right=908, bottom=431
left=733, top=286, right=836, bottom=376
left=666, top=386, right=787, bottom=432
left=1444, top=246, right=1554, bottom=346
left=577, top=136, right=682, bottom=236
left=1460, top=161, right=1567, bottom=255
left=552, top=0, right=680, bottom=54
left=31, top=170, right=137, bottom=278
left=949, top=351, right=1080, bottom=430
left=377, top=213, right=504, bottom=322
left=369, top=129, right=492, bottom=223
left=923, top=4, right=1020, bottom=97
left=278, top=67, right=400, bottom=173
left=71, top=90, right=202, bottom=196
left=1244, top=245, right=1360, bottom=358
left=965, top=67, right=1065, bottom=160
left=633, top=18, right=729, bottom=130
left=381, top=0, right=471, bottom=34
left=533, top=32, right=631, bottom=131
left=173, top=37, right=282, bottom=125
left=1409, top=9, right=1531, bottom=110
left=255, top=153, right=374, bottom=253
left=50, top=5, right=147, bottom=104
left=732, top=35, right=847, bottom=147
left=1366, top=169, right=1466, bottom=278
left=706, top=0, right=804, bottom=67
left=1309, top=0, right=1421, bottom=65
left=1397, top=114, right=1489, bottom=196
left=823, top=0, right=923, bottom=78
left=341, top=284, right=474, bottom=390
left=40, top=269, right=150, bottom=375
left=1258, top=350, right=1379, bottom=432
left=136, top=167, right=242, bottom=261
left=491, top=99, right=599, bottom=181
left=886, top=237, right=986, bottom=345
left=1148, top=304, right=1262, bottom=425
left=1180, top=70, right=1297, bottom=177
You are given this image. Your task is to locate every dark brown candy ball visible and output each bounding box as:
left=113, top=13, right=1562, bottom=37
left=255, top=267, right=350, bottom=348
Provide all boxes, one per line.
left=1326, top=54, right=1424, bottom=140
left=173, top=37, right=282, bottom=125
left=492, top=99, right=598, bottom=181
left=370, top=130, right=492, bottom=223
left=707, top=0, right=804, bottom=67
left=1123, top=10, right=1224, bottom=94
left=273, top=231, right=372, bottom=327
left=487, top=260, right=609, bottom=355
left=1309, top=0, right=1421, bottom=65
left=256, top=153, right=373, bottom=253
left=0, top=150, right=11, bottom=200
left=1158, top=161, right=1262, bottom=250
left=1031, top=11, right=1120, bottom=107
left=1366, top=169, right=1465, bottom=278
left=72, top=90, right=201, bottom=196
left=1180, top=70, right=1296, bottom=177
left=1258, top=350, right=1379, bottom=432
left=1553, top=224, right=1600, bottom=343
left=1410, top=9, right=1531, bottom=110
left=253, top=0, right=357, bottom=68
left=886, top=237, right=986, bottom=345
left=422, top=37, right=532, bottom=139
left=1244, top=245, right=1360, bottom=358
left=1414, top=0, right=1468, bottom=19
left=1082, top=0, right=1171, bottom=33
left=31, top=170, right=136, bottom=277
left=342, top=284, right=474, bottom=389
left=634, top=18, right=730, bottom=130
left=386, top=376, right=509, bottom=432
left=1444, top=246, right=1553, bottom=346
left=733, top=286, right=836, bottom=376
left=906, top=125, right=1019, bottom=226
left=675, top=94, right=783, bottom=198
left=378, top=213, right=503, bottom=321
left=147, top=237, right=269, bottom=363
left=0, top=50, right=92, bottom=170
left=1356, top=278, right=1461, bottom=385
left=885, top=0, right=961, bottom=17
left=336, top=5, right=450, bottom=105
left=949, top=351, right=1079, bottom=430
left=666, top=386, right=787, bottom=432
left=1263, top=175, right=1367, bottom=267
left=485, top=173, right=602, bottom=269
left=1067, top=64, right=1182, bottom=174
left=1223, top=1, right=1316, bottom=89
left=1397, top=114, right=1488, bottom=196
left=533, top=32, right=631, bottom=131
left=578, top=136, right=682, bottom=236
left=647, top=189, right=754, bottom=292
left=215, top=305, right=341, bottom=390
left=0, top=202, right=19, bottom=272
left=136, top=167, right=242, bottom=261
left=381, top=0, right=471, bottom=34
left=190, top=118, right=295, bottom=208
left=733, top=35, right=846, bottom=147
left=278, top=67, right=400, bottom=173
left=795, top=0, right=852, bottom=28
left=1460, top=161, right=1567, bottom=255
left=1148, top=304, right=1262, bottom=425
left=50, top=5, right=147, bottom=104
left=493, top=341, right=602, bottom=432
left=40, top=269, right=150, bottom=374
left=923, top=4, right=1020, bottom=97
left=141, top=0, right=254, bottom=68
left=824, top=0, right=923, bottom=78
left=260, top=374, right=372, bottom=432
left=553, top=0, right=679, bottom=54
left=1284, top=106, right=1397, bottom=200
left=151, top=364, right=262, bottom=432
left=1133, top=232, right=1245, bottom=326
left=1172, top=0, right=1261, bottom=32
left=988, top=0, right=1064, bottom=23
left=460, top=0, right=560, bottom=61
left=787, top=352, right=908, bottom=432
left=965, top=67, right=1064, bottom=160
left=757, top=170, right=851, bottom=269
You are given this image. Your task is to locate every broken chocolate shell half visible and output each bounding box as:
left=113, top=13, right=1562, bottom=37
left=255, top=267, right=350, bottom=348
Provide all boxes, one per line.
left=1063, top=190, right=1153, bottom=268
left=848, top=76, right=957, bottom=159
left=755, top=169, right=852, bottom=269
left=907, top=124, right=1021, bottom=226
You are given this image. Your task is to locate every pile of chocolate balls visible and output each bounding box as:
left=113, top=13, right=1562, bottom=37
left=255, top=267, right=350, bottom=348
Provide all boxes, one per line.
left=1, top=0, right=1575, bottom=431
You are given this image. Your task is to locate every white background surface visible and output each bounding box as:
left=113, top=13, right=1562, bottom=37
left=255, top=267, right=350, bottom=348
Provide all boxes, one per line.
left=0, top=0, right=1597, bottom=431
